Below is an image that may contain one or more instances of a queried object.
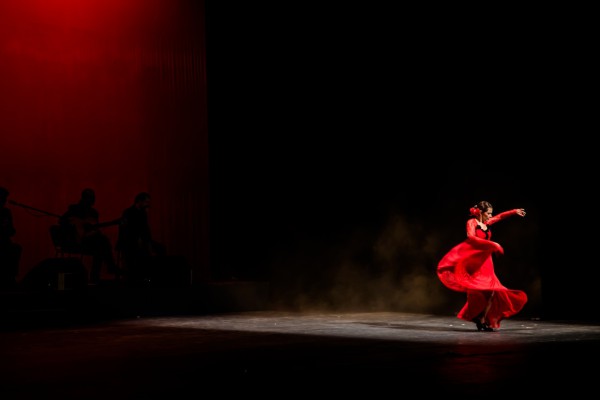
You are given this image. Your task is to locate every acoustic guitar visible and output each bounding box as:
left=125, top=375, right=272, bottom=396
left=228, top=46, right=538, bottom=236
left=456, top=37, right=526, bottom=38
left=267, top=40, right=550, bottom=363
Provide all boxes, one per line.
left=68, top=217, right=122, bottom=243
left=9, top=199, right=121, bottom=244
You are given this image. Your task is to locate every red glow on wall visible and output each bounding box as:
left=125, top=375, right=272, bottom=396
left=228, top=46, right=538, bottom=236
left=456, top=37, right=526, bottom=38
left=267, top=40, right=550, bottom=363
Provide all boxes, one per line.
left=1, top=0, right=208, bottom=281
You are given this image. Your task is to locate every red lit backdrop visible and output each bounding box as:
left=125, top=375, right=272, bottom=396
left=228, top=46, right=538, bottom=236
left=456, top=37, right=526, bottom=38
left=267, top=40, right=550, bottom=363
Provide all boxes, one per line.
left=0, top=0, right=208, bottom=282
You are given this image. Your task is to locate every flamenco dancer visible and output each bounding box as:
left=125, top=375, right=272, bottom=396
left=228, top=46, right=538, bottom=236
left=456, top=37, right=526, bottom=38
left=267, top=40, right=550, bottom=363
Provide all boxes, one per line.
left=437, top=201, right=527, bottom=332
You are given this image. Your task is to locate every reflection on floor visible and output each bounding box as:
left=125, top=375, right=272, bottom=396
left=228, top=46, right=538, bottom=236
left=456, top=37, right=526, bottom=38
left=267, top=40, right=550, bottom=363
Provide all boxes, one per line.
left=1, top=295, right=599, bottom=398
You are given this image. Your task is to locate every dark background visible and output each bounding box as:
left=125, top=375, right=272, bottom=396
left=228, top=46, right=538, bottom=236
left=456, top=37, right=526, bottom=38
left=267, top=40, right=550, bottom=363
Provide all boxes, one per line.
left=205, top=4, right=595, bottom=319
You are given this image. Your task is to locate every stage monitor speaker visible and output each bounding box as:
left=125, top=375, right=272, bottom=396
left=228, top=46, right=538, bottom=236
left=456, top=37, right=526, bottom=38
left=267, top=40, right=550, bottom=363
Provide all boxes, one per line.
left=22, top=258, right=88, bottom=291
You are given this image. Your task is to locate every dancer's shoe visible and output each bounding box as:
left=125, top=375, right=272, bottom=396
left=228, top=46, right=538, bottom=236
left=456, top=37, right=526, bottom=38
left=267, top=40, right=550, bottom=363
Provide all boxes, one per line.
left=472, top=318, right=495, bottom=332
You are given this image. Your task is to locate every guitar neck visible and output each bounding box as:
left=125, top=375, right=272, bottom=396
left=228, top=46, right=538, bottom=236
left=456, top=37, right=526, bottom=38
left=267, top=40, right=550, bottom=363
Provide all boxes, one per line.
left=8, top=200, right=61, bottom=218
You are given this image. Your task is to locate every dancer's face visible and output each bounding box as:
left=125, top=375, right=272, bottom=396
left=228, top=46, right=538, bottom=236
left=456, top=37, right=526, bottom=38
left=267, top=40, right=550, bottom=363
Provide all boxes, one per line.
left=482, top=208, right=493, bottom=222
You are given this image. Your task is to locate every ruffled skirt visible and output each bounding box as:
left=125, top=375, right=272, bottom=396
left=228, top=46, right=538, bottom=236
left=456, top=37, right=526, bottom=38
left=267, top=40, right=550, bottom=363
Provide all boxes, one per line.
left=437, top=238, right=527, bottom=329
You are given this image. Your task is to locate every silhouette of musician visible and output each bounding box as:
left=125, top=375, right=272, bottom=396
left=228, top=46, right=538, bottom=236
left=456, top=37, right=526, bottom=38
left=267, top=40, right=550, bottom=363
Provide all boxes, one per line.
left=59, top=188, right=120, bottom=285
left=0, top=187, right=22, bottom=289
left=116, top=192, right=165, bottom=287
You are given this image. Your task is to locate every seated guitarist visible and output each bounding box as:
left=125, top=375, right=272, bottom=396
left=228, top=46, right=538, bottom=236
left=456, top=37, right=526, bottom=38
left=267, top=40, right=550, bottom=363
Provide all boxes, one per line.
left=59, top=188, right=120, bottom=284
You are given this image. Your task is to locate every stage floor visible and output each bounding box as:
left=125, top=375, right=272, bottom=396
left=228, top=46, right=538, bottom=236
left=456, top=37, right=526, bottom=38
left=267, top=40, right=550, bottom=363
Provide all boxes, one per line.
left=1, top=310, right=599, bottom=398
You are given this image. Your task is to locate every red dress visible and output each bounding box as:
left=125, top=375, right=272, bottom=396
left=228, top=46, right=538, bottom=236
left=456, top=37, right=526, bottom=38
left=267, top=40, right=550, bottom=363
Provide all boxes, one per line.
left=437, top=209, right=527, bottom=329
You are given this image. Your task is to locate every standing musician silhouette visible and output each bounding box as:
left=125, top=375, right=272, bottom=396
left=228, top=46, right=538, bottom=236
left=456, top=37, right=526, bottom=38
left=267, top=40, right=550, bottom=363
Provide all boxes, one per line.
left=116, top=192, right=165, bottom=287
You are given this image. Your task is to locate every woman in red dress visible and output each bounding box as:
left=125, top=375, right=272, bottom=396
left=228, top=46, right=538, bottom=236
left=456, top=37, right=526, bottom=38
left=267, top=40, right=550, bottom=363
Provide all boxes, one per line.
left=437, top=201, right=527, bottom=332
